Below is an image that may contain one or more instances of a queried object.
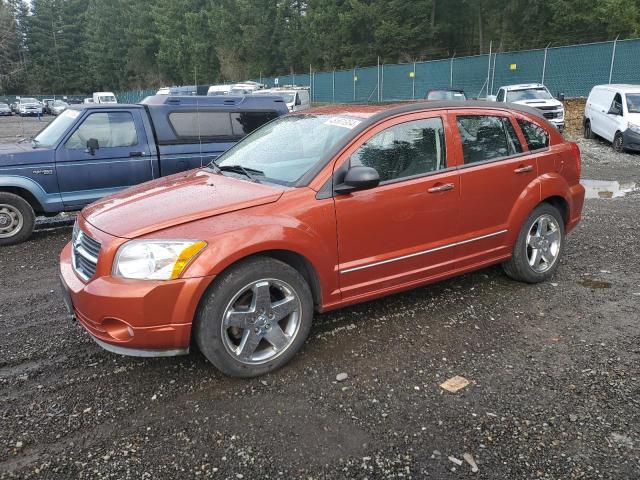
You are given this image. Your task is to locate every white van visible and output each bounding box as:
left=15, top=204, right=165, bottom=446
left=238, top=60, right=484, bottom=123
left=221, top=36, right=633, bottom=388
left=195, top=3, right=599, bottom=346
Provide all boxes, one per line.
left=255, top=87, right=311, bottom=112
left=584, top=84, right=640, bottom=152
left=207, top=84, right=233, bottom=96
left=92, top=92, right=118, bottom=104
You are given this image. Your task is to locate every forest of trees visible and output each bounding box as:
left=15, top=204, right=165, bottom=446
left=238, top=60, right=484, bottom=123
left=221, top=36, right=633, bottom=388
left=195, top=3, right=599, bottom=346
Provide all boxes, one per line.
left=1, top=0, right=639, bottom=95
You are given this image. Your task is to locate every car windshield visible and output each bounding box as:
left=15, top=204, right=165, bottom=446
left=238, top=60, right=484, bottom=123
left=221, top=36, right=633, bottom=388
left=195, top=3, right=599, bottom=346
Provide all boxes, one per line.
left=33, top=109, right=80, bottom=147
left=212, top=114, right=361, bottom=185
left=427, top=90, right=466, bottom=100
left=277, top=92, right=296, bottom=103
left=21, top=98, right=38, bottom=104
left=626, top=94, right=640, bottom=113
left=506, top=88, right=553, bottom=102
left=54, top=101, right=67, bottom=106
left=0, top=103, right=8, bottom=108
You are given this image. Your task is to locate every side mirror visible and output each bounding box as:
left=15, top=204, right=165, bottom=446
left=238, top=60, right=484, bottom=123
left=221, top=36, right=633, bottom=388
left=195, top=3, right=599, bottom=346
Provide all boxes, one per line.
left=86, top=138, right=99, bottom=155
left=557, top=92, right=565, bottom=102
left=334, top=166, right=380, bottom=194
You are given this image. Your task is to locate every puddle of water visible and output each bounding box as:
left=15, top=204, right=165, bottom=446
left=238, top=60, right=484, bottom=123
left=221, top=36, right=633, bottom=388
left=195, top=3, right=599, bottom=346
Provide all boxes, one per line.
left=578, top=277, right=612, bottom=289
left=581, top=179, right=638, bottom=199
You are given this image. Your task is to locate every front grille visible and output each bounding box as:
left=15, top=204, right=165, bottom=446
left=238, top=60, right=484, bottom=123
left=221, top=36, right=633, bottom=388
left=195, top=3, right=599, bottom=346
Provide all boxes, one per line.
left=536, top=106, right=557, bottom=111
left=72, top=223, right=101, bottom=281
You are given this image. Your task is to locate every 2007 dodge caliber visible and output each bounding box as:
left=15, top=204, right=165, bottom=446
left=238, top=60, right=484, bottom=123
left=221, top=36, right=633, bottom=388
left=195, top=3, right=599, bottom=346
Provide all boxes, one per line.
left=60, top=101, right=585, bottom=377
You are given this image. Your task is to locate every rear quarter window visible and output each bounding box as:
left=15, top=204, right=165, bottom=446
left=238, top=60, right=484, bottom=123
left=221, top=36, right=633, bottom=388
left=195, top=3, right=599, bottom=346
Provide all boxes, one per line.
left=517, top=119, right=549, bottom=151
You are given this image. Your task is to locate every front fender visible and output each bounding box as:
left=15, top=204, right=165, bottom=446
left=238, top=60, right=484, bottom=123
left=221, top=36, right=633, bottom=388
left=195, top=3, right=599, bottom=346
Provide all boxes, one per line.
left=0, top=175, right=64, bottom=213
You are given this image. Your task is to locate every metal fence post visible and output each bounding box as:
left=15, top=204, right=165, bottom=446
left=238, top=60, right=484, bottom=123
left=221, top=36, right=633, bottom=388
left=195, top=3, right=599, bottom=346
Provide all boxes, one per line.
left=332, top=69, right=335, bottom=104
left=609, top=35, right=620, bottom=84
left=353, top=67, right=356, bottom=102
left=381, top=63, right=385, bottom=101
left=377, top=56, right=380, bottom=102
left=486, top=41, right=492, bottom=98
left=412, top=60, right=416, bottom=100
left=541, top=43, right=551, bottom=84
left=490, top=51, right=497, bottom=94
left=450, top=53, right=456, bottom=87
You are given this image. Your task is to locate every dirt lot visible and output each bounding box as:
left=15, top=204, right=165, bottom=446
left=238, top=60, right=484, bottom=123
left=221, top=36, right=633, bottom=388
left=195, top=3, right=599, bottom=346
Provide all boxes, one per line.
left=1, top=112, right=639, bottom=479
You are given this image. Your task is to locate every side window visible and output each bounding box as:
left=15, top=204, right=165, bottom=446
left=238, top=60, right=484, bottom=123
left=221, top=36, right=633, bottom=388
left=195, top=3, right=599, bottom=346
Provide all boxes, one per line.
left=66, top=112, right=138, bottom=149
left=496, top=89, right=505, bottom=102
left=169, top=111, right=233, bottom=140
left=456, top=115, right=522, bottom=164
left=610, top=93, right=623, bottom=114
left=299, top=91, right=310, bottom=103
left=517, top=119, right=549, bottom=151
left=350, top=117, right=446, bottom=183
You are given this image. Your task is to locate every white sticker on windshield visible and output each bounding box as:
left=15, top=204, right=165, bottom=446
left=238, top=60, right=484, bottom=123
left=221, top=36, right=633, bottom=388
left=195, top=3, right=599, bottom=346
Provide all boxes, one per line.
left=62, top=109, right=80, bottom=119
left=324, top=117, right=361, bottom=129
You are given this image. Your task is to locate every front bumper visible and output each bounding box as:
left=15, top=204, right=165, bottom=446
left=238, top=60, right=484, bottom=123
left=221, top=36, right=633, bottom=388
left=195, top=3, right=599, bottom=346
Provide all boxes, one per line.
left=622, top=128, right=640, bottom=152
left=60, top=242, right=214, bottom=357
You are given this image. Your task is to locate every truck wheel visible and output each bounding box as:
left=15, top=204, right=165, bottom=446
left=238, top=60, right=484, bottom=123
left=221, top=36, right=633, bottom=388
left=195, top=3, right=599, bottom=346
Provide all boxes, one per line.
left=194, top=256, right=313, bottom=377
left=613, top=132, right=625, bottom=152
left=0, top=193, right=36, bottom=246
left=583, top=120, right=595, bottom=139
left=502, top=203, right=565, bottom=284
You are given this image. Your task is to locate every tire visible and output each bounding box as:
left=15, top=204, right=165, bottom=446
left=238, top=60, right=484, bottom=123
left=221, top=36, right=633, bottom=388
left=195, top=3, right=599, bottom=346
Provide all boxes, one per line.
left=613, top=131, right=625, bottom=152
left=502, top=203, right=565, bottom=284
left=0, top=192, right=36, bottom=246
left=194, top=256, right=314, bottom=377
left=584, top=120, right=595, bottom=139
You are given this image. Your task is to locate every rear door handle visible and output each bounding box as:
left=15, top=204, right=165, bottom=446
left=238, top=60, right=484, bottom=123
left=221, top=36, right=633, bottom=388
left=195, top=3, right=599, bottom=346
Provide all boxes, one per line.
left=427, top=183, right=455, bottom=193
left=514, top=165, right=534, bottom=174
left=129, top=151, right=144, bottom=157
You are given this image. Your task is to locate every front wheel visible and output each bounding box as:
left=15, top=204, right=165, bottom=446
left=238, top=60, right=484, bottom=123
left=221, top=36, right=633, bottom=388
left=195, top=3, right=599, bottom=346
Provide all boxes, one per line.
left=503, top=203, right=565, bottom=283
left=0, top=193, right=36, bottom=246
left=613, top=132, right=625, bottom=152
left=194, top=256, right=313, bottom=377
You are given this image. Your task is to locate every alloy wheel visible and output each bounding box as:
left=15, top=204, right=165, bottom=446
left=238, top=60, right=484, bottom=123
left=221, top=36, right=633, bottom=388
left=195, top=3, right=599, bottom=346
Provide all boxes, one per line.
left=0, top=204, right=24, bottom=238
left=221, top=278, right=302, bottom=365
left=526, top=214, right=561, bottom=273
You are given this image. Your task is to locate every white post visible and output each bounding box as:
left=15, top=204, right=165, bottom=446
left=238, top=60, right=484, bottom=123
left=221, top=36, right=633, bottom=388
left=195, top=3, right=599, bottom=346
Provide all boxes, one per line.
left=486, top=41, right=492, bottom=98
left=450, top=53, right=456, bottom=87
left=377, top=56, right=380, bottom=102
left=609, top=35, right=620, bottom=84
left=309, top=64, right=312, bottom=99
left=541, top=43, right=551, bottom=84
left=381, top=63, right=385, bottom=101
left=353, top=67, right=356, bottom=102
left=332, top=69, right=335, bottom=104
left=490, top=51, right=497, bottom=94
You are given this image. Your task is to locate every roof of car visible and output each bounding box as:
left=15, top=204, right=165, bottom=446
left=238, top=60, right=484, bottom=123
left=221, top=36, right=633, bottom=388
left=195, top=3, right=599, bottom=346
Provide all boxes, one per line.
left=302, top=100, right=547, bottom=121
left=501, top=83, right=546, bottom=90
left=594, top=84, right=640, bottom=93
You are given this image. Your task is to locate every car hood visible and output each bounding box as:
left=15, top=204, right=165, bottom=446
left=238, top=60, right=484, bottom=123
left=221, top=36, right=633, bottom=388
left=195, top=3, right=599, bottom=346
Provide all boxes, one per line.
left=82, top=169, right=285, bottom=239
left=512, top=98, right=563, bottom=109
left=627, top=112, right=640, bottom=125
left=0, top=144, right=55, bottom=166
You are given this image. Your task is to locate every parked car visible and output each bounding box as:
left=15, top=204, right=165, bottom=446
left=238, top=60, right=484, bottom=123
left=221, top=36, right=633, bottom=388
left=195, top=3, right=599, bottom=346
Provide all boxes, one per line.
left=156, top=86, right=197, bottom=96
left=50, top=100, right=69, bottom=116
left=0, top=103, right=12, bottom=116
left=42, top=98, right=56, bottom=115
left=83, top=98, right=94, bottom=104
left=255, top=86, right=311, bottom=112
left=489, top=83, right=565, bottom=132
left=59, top=101, right=585, bottom=377
left=16, top=98, right=44, bottom=116
left=425, top=87, right=467, bottom=101
left=207, top=84, right=233, bottom=96
left=584, top=84, right=640, bottom=152
left=0, top=95, right=288, bottom=245
left=230, top=82, right=264, bottom=95
left=92, top=92, right=117, bottom=104
left=10, top=101, right=19, bottom=113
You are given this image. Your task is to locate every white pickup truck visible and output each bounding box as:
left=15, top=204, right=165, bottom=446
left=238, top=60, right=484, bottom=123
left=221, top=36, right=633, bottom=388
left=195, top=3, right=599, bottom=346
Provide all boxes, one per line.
left=488, top=83, right=565, bottom=132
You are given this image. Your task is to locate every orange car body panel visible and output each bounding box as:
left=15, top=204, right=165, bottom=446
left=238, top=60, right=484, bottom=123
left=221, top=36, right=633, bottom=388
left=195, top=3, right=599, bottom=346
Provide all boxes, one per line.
left=60, top=102, right=585, bottom=353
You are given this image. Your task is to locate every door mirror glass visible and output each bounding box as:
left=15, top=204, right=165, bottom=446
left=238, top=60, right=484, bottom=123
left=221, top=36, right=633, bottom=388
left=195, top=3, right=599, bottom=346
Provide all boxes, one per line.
left=335, top=166, right=380, bottom=194
left=556, top=92, right=565, bottom=102
left=86, top=138, right=99, bottom=154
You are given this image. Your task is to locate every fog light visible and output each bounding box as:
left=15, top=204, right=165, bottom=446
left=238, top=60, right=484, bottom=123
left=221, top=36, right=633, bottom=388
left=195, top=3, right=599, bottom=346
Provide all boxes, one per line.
left=102, top=318, right=134, bottom=341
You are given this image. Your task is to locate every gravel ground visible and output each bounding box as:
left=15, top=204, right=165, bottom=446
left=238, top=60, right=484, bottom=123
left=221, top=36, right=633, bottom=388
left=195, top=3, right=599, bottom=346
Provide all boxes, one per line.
left=1, top=115, right=639, bottom=479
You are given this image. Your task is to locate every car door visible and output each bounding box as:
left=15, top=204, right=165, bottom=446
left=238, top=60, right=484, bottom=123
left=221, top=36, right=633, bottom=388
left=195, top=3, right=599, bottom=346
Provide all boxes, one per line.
left=333, top=112, right=461, bottom=299
left=589, top=89, right=614, bottom=139
left=55, top=109, right=154, bottom=207
left=601, top=93, right=624, bottom=141
left=451, top=110, right=538, bottom=268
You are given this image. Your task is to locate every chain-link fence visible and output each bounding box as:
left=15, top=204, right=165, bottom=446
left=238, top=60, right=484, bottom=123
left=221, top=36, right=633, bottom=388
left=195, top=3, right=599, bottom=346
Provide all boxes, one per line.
left=5, top=38, right=638, bottom=105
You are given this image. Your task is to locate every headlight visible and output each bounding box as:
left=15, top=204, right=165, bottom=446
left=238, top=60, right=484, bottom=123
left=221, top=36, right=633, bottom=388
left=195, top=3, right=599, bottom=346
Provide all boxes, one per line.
left=113, top=240, right=206, bottom=280
left=628, top=123, right=640, bottom=135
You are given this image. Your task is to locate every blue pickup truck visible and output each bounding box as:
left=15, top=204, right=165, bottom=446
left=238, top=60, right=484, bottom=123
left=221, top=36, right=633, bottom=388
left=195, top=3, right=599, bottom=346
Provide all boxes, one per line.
left=0, top=95, right=288, bottom=245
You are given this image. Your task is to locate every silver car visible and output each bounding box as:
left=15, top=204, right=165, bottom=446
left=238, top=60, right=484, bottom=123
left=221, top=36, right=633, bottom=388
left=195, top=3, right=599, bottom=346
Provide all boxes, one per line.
left=0, top=103, right=12, bottom=116
left=50, top=100, right=68, bottom=116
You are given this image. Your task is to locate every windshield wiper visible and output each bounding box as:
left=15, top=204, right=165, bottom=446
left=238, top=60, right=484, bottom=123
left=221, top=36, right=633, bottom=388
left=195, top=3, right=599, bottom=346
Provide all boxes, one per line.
left=217, top=164, right=264, bottom=183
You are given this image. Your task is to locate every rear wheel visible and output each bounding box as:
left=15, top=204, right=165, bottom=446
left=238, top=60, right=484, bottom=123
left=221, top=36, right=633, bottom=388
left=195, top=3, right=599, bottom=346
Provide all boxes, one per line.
left=194, top=256, right=313, bottom=377
left=503, top=203, right=564, bottom=284
left=584, top=120, right=595, bottom=139
left=613, top=132, right=625, bottom=152
left=0, top=193, right=35, bottom=246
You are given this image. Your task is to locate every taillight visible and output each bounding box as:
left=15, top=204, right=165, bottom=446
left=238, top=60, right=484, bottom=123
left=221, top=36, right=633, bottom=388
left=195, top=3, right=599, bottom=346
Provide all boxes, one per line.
left=570, top=142, right=581, bottom=178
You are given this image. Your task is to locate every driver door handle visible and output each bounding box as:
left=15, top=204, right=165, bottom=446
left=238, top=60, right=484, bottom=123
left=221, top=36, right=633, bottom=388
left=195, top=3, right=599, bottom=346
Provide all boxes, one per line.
left=129, top=151, right=144, bottom=157
left=427, top=183, right=455, bottom=193
left=514, top=165, right=534, bottom=174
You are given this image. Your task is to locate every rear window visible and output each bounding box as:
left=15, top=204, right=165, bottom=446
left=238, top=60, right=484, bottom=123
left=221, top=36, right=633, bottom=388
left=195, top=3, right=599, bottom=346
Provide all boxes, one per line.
left=456, top=115, right=522, bottom=164
left=168, top=111, right=278, bottom=141
left=517, top=119, right=549, bottom=151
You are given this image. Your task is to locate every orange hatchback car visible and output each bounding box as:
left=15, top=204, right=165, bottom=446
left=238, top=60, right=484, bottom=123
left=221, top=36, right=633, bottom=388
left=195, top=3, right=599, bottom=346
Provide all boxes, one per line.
left=60, top=101, right=585, bottom=377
